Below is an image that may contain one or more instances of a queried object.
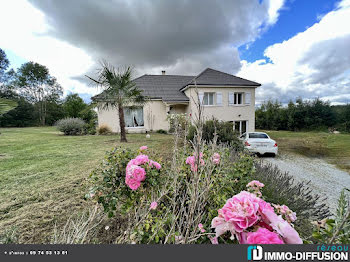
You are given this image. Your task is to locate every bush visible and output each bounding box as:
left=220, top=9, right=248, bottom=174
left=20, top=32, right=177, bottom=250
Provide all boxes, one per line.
left=188, top=119, right=243, bottom=149
left=97, top=124, right=112, bottom=135
left=56, top=118, right=85, bottom=135
left=156, top=129, right=167, bottom=134
left=87, top=147, right=164, bottom=217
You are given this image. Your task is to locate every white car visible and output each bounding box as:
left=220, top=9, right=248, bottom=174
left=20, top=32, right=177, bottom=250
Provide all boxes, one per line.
left=240, top=132, right=278, bottom=156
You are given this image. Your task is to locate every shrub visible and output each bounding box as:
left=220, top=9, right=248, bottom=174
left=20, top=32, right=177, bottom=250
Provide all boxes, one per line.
left=167, top=113, right=190, bottom=133
left=156, top=129, right=167, bottom=134
left=188, top=119, right=243, bottom=149
left=56, top=117, right=85, bottom=135
left=97, top=124, right=112, bottom=135
left=311, top=189, right=350, bottom=244
left=87, top=146, right=164, bottom=217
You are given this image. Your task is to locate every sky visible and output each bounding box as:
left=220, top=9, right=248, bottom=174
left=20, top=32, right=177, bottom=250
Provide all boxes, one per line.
left=0, top=0, right=349, bottom=105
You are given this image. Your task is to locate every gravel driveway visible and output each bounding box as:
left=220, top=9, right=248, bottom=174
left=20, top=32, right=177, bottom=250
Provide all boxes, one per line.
left=263, top=153, right=350, bottom=215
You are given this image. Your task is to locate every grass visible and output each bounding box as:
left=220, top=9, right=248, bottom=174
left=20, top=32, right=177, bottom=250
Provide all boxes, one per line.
left=261, top=130, right=350, bottom=173
left=0, top=126, right=173, bottom=243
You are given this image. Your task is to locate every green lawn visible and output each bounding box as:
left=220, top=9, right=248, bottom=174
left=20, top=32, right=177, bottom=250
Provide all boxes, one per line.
left=261, top=130, right=350, bottom=173
left=0, top=127, right=172, bottom=243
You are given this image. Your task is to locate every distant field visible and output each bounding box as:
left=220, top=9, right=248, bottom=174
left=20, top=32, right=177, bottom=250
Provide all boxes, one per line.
left=0, top=127, right=172, bottom=243
left=261, top=130, right=350, bottom=173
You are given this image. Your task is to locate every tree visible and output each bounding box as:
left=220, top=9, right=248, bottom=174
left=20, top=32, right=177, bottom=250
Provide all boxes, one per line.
left=15, top=62, right=63, bottom=125
left=86, top=62, right=145, bottom=142
left=63, top=93, right=87, bottom=118
left=0, top=48, right=9, bottom=84
left=0, top=98, right=17, bottom=115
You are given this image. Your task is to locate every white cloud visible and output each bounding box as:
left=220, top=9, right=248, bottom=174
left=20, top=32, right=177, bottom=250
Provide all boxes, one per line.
left=0, top=0, right=95, bottom=97
left=1, top=0, right=287, bottom=99
left=238, top=0, right=350, bottom=104
left=267, top=0, right=286, bottom=25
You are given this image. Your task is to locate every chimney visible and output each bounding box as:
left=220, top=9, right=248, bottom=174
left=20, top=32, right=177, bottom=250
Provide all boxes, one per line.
left=162, top=70, right=166, bottom=75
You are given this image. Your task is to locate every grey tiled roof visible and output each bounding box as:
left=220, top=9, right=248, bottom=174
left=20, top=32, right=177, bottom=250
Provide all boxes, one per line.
left=93, top=68, right=260, bottom=103
left=133, top=74, right=194, bottom=102
left=182, top=68, right=261, bottom=89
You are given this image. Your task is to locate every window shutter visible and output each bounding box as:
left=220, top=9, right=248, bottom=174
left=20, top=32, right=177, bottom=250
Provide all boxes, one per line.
left=228, top=92, right=234, bottom=105
left=245, top=92, right=251, bottom=105
left=198, top=92, right=204, bottom=105
left=216, top=92, right=222, bottom=106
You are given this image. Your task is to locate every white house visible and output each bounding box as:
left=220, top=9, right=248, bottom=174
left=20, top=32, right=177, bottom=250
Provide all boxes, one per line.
left=93, top=68, right=260, bottom=134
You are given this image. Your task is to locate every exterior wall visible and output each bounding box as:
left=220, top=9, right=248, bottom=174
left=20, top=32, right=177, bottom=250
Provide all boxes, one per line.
left=184, top=86, right=256, bottom=132
left=96, top=86, right=257, bottom=133
left=97, top=100, right=169, bottom=133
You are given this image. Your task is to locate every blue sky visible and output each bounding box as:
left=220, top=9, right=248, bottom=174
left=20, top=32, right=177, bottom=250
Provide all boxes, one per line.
left=239, top=0, right=339, bottom=62
left=1, top=0, right=349, bottom=104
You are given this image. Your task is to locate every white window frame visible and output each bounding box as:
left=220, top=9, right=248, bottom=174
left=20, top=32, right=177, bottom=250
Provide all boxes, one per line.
left=234, top=92, right=244, bottom=105
left=203, top=92, right=215, bottom=106
left=233, top=120, right=248, bottom=135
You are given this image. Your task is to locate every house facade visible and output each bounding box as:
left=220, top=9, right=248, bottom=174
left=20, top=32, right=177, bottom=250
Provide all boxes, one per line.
left=94, top=68, right=260, bottom=134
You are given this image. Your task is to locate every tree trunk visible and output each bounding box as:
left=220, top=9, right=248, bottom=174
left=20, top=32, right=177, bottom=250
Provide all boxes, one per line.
left=118, top=104, right=127, bottom=142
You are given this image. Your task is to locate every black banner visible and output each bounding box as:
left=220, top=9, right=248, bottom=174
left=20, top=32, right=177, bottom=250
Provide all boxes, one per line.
left=0, top=244, right=348, bottom=262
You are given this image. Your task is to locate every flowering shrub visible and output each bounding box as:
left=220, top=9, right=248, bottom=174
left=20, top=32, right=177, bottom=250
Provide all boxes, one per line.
left=87, top=146, right=163, bottom=217
left=167, top=113, right=190, bottom=133
left=210, top=182, right=303, bottom=244
left=125, top=151, right=161, bottom=190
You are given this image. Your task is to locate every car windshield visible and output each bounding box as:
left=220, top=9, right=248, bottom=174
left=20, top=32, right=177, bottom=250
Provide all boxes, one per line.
left=249, top=133, right=269, bottom=139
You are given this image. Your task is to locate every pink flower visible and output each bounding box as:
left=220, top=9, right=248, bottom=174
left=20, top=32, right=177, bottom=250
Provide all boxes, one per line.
left=220, top=191, right=260, bottom=232
left=126, top=165, right=146, bottom=182
left=139, top=146, right=148, bottom=151
left=149, top=160, right=162, bottom=170
left=261, top=207, right=302, bottom=244
left=246, top=227, right=284, bottom=244
left=185, top=152, right=205, bottom=172
left=211, top=216, right=236, bottom=237
left=134, top=154, right=149, bottom=165
left=150, top=201, right=158, bottom=210
left=125, top=177, right=141, bottom=190
left=212, top=153, right=220, bottom=165
left=247, top=180, right=265, bottom=188
left=133, top=166, right=146, bottom=182
left=198, top=223, right=206, bottom=233
left=209, top=237, right=218, bottom=244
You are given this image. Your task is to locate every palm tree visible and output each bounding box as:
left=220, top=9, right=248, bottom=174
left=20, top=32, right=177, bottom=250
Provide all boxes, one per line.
left=86, top=62, right=145, bottom=142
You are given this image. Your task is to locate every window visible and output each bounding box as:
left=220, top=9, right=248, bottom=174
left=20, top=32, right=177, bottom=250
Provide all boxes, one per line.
left=124, top=107, right=144, bottom=127
left=234, top=120, right=247, bottom=135
left=234, top=93, right=243, bottom=105
left=249, top=133, right=269, bottom=139
left=203, top=92, right=214, bottom=105
left=229, top=92, right=244, bottom=105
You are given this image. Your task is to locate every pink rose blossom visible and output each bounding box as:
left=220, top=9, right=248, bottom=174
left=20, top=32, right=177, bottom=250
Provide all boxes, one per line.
left=134, top=154, right=149, bottom=165
left=139, top=146, right=148, bottom=151
left=185, top=152, right=205, bottom=172
left=212, top=153, right=220, bottom=165
left=198, top=223, right=206, bottom=233
left=247, top=180, right=265, bottom=188
left=220, top=191, right=260, bottom=232
left=149, top=160, right=162, bottom=170
left=209, top=237, right=218, bottom=244
left=261, top=207, right=302, bottom=244
left=125, top=177, right=141, bottom=190
left=150, top=201, right=158, bottom=210
left=246, top=227, right=284, bottom=244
